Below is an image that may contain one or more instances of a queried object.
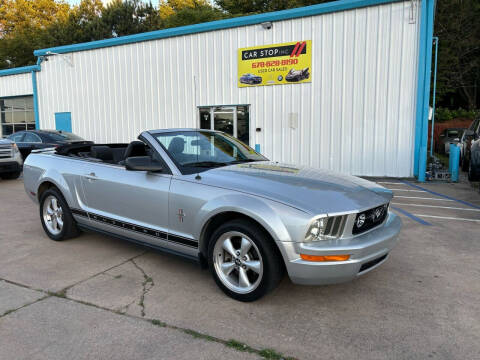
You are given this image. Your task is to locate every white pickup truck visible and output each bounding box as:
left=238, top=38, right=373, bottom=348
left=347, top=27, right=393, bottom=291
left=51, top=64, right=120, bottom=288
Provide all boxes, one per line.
left=0, top=138, right=23, bottom=180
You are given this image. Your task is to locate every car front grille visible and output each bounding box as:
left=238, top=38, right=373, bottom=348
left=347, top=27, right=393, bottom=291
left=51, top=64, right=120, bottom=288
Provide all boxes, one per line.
left=324, top=215, right=348, bottom=238
left=352, top=203, right=389, bottom=235
left=0, top=145, right=12, bottom=159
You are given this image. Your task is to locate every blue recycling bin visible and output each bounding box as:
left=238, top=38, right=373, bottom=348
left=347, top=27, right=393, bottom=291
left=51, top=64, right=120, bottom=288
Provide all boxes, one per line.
left=449, top=144, right=460, bottom=182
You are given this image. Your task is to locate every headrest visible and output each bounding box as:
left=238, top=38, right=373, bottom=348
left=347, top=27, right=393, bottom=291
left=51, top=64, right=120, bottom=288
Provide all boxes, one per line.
left=91, top=146, right=113, bottom=161
left=124, top=141, right=147, bottom=158
left=168, top=137, right=185, bottom=154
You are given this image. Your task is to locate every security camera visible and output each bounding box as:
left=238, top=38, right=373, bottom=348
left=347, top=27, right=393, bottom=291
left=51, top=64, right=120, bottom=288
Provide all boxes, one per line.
left=261, top=22, right=273, bottom=30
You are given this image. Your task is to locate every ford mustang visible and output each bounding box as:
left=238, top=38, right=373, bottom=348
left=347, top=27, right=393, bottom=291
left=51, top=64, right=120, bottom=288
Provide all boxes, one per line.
left=23, top=129, right=401, bottom=301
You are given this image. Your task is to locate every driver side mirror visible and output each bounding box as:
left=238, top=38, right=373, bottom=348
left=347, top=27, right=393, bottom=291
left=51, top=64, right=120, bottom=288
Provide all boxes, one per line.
left=125, top=156, right=163, bottom=172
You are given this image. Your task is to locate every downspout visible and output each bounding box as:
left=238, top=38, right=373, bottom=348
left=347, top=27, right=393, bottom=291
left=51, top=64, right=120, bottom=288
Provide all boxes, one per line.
left=429, top=36, right=438, bottom=157
left=414, top=0, right=435, bottom=182
left=32, top=57, right=44, bottom=130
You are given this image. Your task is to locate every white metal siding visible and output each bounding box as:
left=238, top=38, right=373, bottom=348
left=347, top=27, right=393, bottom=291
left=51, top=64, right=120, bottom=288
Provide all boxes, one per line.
left=0, top=73, right=32, bottom=97
left=37, top=0, right=420, bottom=177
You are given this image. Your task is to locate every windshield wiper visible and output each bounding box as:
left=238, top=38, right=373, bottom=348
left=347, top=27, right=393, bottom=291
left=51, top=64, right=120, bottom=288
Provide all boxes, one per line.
left=183, top=161, right=230, bottom=168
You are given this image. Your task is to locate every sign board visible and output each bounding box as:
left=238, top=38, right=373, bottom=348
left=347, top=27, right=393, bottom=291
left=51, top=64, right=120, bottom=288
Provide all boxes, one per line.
left=238, top=40, right=312, bottom=87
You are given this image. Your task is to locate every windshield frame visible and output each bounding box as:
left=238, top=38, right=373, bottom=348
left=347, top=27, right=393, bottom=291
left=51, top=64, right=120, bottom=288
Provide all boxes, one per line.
left=151, top=130, right=268, bottom=174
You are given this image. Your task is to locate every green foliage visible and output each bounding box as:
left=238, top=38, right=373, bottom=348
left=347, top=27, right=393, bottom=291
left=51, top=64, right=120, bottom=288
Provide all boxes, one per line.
left=214, top=0, right=330, bottom=15
left=434, top=0, right=480, bottom=110
left=434, top=107, right=479, bottom=122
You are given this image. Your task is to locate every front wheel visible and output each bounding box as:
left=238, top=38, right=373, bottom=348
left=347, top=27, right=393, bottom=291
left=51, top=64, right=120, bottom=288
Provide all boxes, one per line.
left=39, top=188, right=79, bottom=241
left=208, top=219, right=284, bottom=302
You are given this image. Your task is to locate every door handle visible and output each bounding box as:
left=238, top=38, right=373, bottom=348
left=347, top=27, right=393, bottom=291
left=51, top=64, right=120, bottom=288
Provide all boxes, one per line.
left=84, top=172, right=98, bottom=181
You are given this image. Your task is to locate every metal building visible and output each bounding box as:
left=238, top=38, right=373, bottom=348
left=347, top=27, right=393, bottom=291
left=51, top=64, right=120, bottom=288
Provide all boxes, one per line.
left=0, top=0, right=436, bottom=179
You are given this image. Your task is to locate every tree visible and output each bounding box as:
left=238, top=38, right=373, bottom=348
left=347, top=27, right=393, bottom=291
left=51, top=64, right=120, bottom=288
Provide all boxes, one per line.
left=434, top=0, right=480, bottom=109
left=0, top=0, right=70, bottom=37
left=214, top=0, right=330, bottom=15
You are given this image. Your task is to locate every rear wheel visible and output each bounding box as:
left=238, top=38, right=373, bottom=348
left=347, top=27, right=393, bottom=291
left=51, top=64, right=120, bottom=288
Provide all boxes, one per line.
left=0, top=171, right=21, bottom=180
left=208, top=219, right=284, bottom=302
left=40, top=188, right=79, bottom=241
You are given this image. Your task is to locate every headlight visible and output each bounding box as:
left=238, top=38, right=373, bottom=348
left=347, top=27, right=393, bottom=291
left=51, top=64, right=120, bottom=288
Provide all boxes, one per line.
left=11, top=143, right=19, bottom=153
left=305, top=218, right=327, bottom=242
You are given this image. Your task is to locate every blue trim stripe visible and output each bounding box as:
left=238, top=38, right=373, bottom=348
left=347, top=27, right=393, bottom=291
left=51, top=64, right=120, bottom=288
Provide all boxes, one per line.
left=34, top=0, right=403, bottom=56
left=391, top=207, right=432, bottom=226
left=414, top=0, right=436, bottom=181
left=399, top=180, right=480, bottom=210
left=32, top=71, right=40, bottom=129
left=0, top=65, right=40, bottom=77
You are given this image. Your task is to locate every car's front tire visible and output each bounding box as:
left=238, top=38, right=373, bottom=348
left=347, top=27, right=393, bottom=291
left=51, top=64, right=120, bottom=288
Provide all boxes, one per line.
left=39, top=188, right=79, bottom=241
left=208, top=219, right=284, bottom=302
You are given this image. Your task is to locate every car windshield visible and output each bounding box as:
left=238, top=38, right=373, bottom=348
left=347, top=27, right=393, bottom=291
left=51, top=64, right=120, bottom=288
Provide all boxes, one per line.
left=44, top=131, right=84, bottom=142
left=154, top=130, right=267, bottom=172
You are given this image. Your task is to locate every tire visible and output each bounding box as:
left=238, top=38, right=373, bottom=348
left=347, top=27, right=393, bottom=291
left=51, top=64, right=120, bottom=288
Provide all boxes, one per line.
left=39, top=188, right=79, bottom=241
left=468, top=161, right=480, bottom=181
left=208, top=219, right=284, bottom=302
left=0, top=171, right=21, bottom=180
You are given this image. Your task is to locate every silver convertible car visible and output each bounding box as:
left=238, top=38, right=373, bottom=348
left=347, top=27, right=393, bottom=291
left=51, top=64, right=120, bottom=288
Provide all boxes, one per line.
left=23, top=129, right=401, bottom=301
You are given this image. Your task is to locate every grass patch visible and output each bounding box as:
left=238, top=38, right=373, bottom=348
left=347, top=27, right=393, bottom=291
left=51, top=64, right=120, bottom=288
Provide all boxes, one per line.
left=182, top=328, right=217, bottom=342
left=226, top=339, right=253, bottom=352
left=259, top=348, right=294, bottom=360
left=150, top=319, right=166, bottom=327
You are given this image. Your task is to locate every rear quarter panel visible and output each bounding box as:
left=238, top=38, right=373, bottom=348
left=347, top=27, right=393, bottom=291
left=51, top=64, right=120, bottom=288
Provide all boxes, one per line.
left=23, top=153, right=90, bottom=209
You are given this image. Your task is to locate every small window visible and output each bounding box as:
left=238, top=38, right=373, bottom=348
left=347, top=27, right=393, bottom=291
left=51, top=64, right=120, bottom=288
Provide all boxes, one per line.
left=23, top=132, right=42, bottom=143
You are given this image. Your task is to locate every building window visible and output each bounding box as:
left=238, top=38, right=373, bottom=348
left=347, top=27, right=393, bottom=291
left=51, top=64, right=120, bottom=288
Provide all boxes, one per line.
left=199, top=105, right=250, bottom=145
left=0, top=96, right=35, bottom=137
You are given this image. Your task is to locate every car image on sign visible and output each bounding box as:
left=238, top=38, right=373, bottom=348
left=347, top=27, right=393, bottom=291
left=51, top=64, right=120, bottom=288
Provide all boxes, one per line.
left=239, top=73, right=262, bottom=85
left=286, top=67, right=310, bottom=82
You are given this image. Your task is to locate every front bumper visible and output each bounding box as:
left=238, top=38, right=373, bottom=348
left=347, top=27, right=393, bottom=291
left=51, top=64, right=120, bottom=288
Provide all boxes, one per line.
left=0, top=160, right=22, bottom=174
left=279, top=212, right=402, bottom=285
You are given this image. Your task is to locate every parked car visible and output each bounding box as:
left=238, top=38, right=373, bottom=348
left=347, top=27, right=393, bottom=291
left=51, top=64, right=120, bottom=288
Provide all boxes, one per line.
left=7, top=130, right=93, bottom=160
left=23, top=129, right=401, bottom=301
left=239, top=73, right=262, bottom=85
left=438, top=128, right=465, bottom=154
left=460, top=118, right=480, bottom=174
left=0, top=138, right=23, bottom=180
left=285, top=67, right=310, bottom=82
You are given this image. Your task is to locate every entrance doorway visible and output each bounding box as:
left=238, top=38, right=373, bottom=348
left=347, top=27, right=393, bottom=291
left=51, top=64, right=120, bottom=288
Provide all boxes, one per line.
left=199, top=105, right=250, bottom=145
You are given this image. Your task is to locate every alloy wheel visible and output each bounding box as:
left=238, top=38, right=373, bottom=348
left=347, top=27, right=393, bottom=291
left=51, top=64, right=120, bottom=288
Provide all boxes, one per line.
left=42, top=195, right=64, bottom=235
left=213, top=231, right=263, bottom=294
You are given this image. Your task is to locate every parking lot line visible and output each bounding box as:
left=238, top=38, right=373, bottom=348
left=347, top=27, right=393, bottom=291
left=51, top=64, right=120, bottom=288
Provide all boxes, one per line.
left=388, top=189, right=427, bottom=193
left=412, top=214, right=480, bottom=223
left=399, top=180, right=480, bottom=210
left=393, top=196, right=454, bottom=201
left=391, top=206, right=432, bottom=226
left=392, top=202, right=480, bottom=212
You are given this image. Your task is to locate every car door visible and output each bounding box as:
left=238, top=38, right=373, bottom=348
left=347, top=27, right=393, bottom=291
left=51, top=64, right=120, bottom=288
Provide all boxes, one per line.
left=80, top=145, right=172, bottom=248
left=17, top=132, right=43, bottom=159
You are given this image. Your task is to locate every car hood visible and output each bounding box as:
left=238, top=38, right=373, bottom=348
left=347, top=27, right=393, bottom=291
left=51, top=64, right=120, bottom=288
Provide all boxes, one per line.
left=0, top=139, right=13, bottom=145
left=195, top=162, right=393, bottom=215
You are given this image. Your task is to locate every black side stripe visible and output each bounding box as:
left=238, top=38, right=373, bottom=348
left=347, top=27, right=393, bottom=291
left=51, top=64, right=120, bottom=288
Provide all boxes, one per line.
left=71, top=208, right=197, bottom=248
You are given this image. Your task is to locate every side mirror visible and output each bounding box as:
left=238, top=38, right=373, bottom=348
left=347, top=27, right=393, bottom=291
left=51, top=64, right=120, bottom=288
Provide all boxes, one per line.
left=125, top=156, right=163, bottom=172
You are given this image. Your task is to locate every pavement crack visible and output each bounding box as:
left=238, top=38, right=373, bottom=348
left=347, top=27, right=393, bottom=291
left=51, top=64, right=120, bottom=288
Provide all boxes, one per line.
left=131, top=258, right=154, bottom=317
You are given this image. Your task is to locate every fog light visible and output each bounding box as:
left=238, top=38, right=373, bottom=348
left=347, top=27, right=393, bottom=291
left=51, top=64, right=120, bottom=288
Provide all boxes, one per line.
left=300, top=254, right=350, bottom=262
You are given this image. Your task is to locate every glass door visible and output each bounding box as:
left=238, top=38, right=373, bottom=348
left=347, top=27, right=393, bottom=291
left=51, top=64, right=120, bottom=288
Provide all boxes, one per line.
left=198, top=106, right=249, bottom=145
